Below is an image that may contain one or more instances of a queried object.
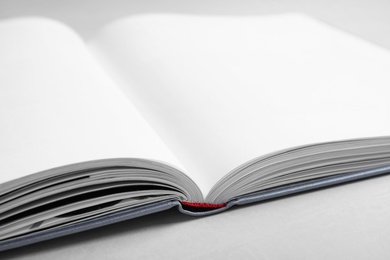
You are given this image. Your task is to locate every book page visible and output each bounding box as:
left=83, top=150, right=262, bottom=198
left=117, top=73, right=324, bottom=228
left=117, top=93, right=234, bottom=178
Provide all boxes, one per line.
left=90, top=14, right=390, bottom=196
left=0, top=17, right=186, bottom=185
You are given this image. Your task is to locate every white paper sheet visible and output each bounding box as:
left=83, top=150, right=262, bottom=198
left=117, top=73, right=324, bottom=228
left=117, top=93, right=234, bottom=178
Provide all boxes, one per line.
left=90, top=14, right=390, bottom=196
left=0, top=17, right=185, bottom=184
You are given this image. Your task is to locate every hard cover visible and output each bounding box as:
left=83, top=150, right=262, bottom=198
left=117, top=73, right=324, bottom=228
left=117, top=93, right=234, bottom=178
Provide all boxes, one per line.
left=1, top=165, right=390, bottom=251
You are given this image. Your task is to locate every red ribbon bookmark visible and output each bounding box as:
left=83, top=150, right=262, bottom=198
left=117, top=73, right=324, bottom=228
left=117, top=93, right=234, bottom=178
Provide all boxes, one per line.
left=181, top=201, right=227, bottom=209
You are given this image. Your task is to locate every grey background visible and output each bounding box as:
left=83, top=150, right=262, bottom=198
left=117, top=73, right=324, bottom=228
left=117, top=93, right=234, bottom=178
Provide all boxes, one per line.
left=1, top=0, right=390, bottom=48
left=1, top=0, right=390, bottom=259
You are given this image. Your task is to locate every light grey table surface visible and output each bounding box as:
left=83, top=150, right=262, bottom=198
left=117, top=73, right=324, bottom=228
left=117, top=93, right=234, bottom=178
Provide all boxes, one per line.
left=1, top=0, right=390, bottom=259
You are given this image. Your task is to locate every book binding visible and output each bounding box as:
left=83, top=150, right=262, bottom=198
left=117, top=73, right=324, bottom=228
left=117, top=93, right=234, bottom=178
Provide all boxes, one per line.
left=1, top=164, right=390, bottom=251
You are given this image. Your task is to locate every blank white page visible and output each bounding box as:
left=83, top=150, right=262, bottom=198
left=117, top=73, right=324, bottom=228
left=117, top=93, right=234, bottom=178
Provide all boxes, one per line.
left=0, top=18, right=184, bottom=184
left=90, top=14, right=390, bottom=196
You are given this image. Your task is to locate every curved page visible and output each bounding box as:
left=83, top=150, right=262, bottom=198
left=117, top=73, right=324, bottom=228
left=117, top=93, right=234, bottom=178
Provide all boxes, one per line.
left=0, top=17, right=186, bottom=185
left=90, top=13, right=390, bottom=196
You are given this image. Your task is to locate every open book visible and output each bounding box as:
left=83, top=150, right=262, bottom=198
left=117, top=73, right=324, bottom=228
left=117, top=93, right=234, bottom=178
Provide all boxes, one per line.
left=1, top=13, right=390, bottom=251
